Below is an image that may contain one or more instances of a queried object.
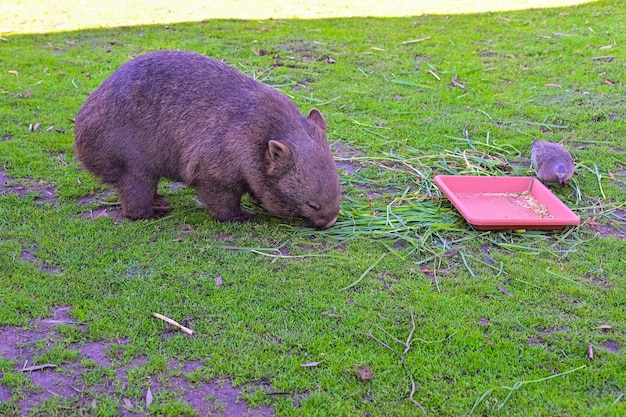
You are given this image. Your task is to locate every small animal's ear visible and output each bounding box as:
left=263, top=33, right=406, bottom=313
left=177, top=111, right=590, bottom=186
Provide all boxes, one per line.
left=265, top=140, right=291, bottom=176
left=307, top=108, right=327, bottom=133
left=268, top=140, right=290, bottom=160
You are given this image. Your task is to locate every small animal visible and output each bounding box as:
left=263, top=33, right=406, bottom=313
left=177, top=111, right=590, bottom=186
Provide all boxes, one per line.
left=530, top=140, right=575, bottom=186
left=74, top=50, right=340, bottom=229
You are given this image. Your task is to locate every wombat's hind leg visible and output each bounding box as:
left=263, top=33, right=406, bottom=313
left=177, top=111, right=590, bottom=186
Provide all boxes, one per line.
left=116, top=176, right=158, bottom=219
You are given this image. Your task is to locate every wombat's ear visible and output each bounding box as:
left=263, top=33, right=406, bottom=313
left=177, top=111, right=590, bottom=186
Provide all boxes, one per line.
left=307, top=108, right=327, bottom=133
left=265, top=140, right=291, bottom=176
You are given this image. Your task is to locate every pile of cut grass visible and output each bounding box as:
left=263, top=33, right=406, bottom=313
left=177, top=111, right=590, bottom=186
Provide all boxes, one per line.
left=292, top=135, right=613, bottom=270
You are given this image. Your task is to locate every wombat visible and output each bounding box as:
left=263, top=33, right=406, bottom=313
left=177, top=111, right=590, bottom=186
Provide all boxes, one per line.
left=74, top=50, right=340, bottom=229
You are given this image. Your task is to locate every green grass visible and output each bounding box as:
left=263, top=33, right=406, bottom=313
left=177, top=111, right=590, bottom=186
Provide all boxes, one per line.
left=1, top=1, right=626, bottom=416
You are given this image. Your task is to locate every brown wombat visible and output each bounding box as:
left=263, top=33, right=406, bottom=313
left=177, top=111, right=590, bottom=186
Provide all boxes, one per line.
left=74, top=50, right=340, bottom=228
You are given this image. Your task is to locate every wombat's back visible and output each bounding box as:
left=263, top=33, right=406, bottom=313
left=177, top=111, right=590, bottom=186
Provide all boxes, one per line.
left=75, top=51, right=300, bottom=182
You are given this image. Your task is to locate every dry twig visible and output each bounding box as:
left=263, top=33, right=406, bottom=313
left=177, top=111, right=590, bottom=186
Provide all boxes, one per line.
left=18, top=364, right=57, bottom=372
left=451, top=75, right=465, bottom=89
left=362, top=311, right=427, bottom=414
left=427, top=69, right=440, bottom=81
left=152, top=312, right=194, bottom=335
left=401, top=36, right=431, bottom=44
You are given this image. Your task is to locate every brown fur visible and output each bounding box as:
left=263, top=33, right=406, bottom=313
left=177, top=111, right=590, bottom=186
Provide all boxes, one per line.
left=74, top=50, right=340, bottom=228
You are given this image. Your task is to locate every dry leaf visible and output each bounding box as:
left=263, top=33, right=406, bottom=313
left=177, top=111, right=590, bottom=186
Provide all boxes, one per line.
left=451, top=75, right=465, bottom=89
left=8, top=70, right=18, bottom=76
left=45, top=125, right=54, bottom=132
left=146, top=388, right=153, bottom=406
left=42, top=319, right=75, bottom=324
left=215, top=276, right=223, bottom=285
left=591, top=55, right=613, bottom=61
left=327, top=57, right=336, bottom=64
left=355, top=365, right=374, bottom=382
left=588, top=343, right=594, bottom=360
left=90, top=208, right=108, bottom=219
left=300, top=361, right=321, bottom=367
left=497, top=286, right=515, bottom=297
left=16, top=89, right=32, bottom=98
left=544, top=83, right=562, bottom=88
left=123, top=398, right=134, bottom=409
left=594, top=325, right=612, bottom=330
left=172, top=237, right=185, bottom=242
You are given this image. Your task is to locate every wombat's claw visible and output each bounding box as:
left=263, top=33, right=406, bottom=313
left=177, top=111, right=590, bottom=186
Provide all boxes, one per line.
left=230, top=213, right=256, bottom=223
left=152, top=205, right=172, bottom=216
left=151, top=194, right=172, bottom=215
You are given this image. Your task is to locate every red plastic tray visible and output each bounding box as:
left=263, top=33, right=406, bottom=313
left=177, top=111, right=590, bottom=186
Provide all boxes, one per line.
left=434, top=175, right=580, bottom=230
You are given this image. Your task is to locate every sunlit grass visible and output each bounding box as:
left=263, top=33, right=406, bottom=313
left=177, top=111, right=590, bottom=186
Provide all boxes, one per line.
left=1, top=0, right=595, bottom=34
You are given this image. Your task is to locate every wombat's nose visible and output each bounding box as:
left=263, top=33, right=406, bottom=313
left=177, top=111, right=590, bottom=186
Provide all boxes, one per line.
left=316, top=215, right=337, bottom=229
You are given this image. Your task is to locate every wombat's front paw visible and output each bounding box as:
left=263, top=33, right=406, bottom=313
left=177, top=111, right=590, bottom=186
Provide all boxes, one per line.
left=229, top=212, right=256, bottom=223
left=124, top=209, right=158, bottom=220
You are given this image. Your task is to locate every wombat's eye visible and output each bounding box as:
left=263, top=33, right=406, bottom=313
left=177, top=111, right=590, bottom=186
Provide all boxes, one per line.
left=307, top=202, right=321, bottom=211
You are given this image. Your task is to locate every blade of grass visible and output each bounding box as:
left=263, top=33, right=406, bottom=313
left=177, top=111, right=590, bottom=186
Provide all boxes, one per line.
left=470, top=365, right=587, bottom=415
left=593, top=163, right=606, bottom=199
left=339, top=253, right=386, bottom=291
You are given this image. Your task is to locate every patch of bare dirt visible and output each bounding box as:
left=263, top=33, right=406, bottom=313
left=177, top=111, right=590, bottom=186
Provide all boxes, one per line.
left=76, top=190, right=127, bottom=220
left=600, top=340, right=620, bottom=354
left=20, top=245, right=62, bottom=274
left=479, top=243, right=496, bottom=265
left=332, top=141, right=364, bottom=176
left=585, top=275, right=611, bottom=289
left=536, top=326, right=568, bottom=333
left=526, top=335, right=546, bottom=346
left=332, top=141, right=400, bottom=199
left=0, top=306, right=274, bottom=416
left=584, top=209, right=626, bottom=239
left=76, top=190, right=115, bottom=205
left=80, top=206, right=124, bottom=220
left=0, top=169, right=56, bottom=203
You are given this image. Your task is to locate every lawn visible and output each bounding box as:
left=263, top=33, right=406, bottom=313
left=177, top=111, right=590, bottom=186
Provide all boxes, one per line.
left=0, top=0, right=625, bottom=416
